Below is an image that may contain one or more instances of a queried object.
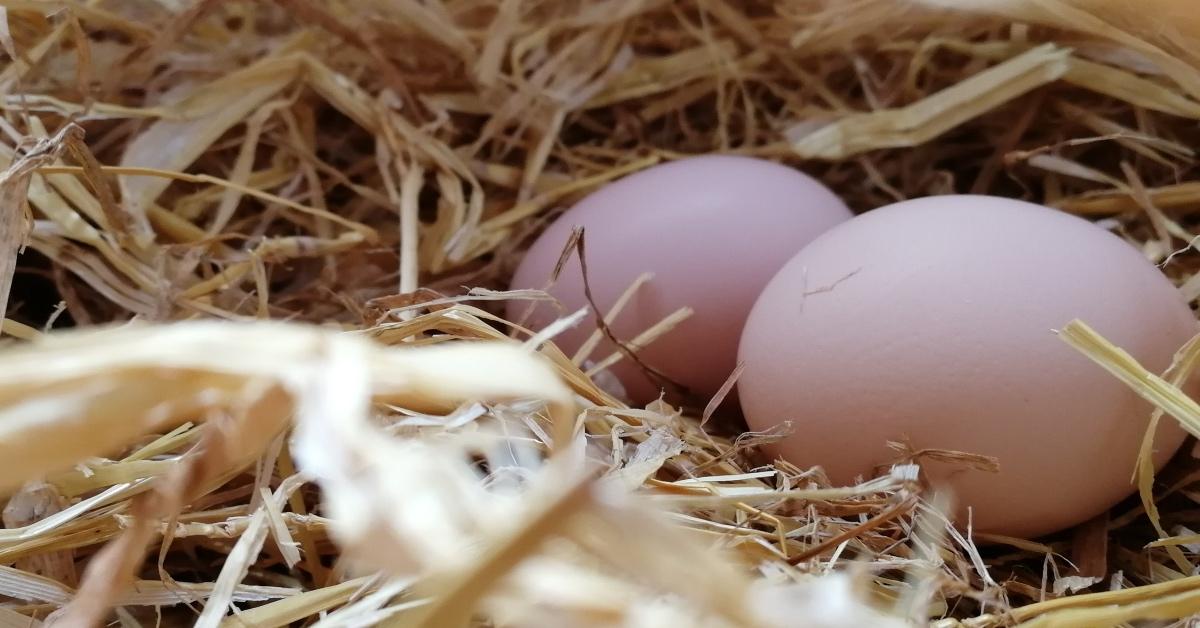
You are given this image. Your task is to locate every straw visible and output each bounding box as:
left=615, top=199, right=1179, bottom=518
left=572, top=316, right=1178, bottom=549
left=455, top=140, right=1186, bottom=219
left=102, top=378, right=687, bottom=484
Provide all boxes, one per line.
left=2, top=0, right=1200, bottom=625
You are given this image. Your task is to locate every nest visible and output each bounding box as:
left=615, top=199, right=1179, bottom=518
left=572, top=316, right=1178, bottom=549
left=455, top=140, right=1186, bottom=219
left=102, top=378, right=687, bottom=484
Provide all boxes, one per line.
left=1, top=0, right=1200, bottom=626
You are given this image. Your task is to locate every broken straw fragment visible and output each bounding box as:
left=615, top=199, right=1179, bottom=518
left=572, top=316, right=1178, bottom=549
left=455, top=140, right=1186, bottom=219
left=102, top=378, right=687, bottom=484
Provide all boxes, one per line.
left=1058, top=319, right=1200, bottom=438
left=789, top=43, right=1070, bottom=159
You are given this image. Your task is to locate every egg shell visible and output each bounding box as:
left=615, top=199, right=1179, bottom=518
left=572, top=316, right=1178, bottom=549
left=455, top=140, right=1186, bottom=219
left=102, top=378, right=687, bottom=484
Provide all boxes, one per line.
left=737, top=195, right=1196, bottom=538
left=508, top=155, right=853, bottom=404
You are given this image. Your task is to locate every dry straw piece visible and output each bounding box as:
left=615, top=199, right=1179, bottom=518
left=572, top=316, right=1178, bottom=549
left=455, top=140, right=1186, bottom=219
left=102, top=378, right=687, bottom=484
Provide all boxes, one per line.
left=2, top=0, right=1200, bottom=626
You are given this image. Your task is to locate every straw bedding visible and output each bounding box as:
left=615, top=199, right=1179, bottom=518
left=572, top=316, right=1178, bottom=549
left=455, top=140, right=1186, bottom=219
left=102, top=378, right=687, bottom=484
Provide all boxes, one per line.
left=2, top=0, right=1200, bottom=626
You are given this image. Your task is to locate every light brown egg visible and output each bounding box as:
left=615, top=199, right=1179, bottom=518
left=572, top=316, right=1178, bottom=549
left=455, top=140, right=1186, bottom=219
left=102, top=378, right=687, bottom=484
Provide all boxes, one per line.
left=738, top=195, right=1196, bottom=538
left=508, top=155, right=852, bottom=405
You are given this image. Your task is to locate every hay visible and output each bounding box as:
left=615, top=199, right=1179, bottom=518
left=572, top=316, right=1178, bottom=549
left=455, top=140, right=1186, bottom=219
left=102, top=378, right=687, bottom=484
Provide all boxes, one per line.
left=1, top=0, right=1200, bottom=626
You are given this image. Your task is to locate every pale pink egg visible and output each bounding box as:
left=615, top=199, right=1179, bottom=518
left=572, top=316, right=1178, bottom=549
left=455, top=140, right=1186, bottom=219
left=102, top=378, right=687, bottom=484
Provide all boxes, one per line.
left=508, top=155, right=852, bottom=405
left=738, top=195, right=1196, bottom=537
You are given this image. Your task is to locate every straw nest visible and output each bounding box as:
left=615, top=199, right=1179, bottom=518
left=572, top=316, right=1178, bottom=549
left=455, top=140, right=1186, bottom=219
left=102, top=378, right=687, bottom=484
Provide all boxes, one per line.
left=2, top=1, right=1200, bottom=626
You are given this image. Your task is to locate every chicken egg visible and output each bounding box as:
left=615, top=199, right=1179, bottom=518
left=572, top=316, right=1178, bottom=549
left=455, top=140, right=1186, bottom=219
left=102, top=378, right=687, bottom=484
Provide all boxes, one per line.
left=738, top=194, right=1196, bottom=537
left=509, top=155, right=852, bottom=405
